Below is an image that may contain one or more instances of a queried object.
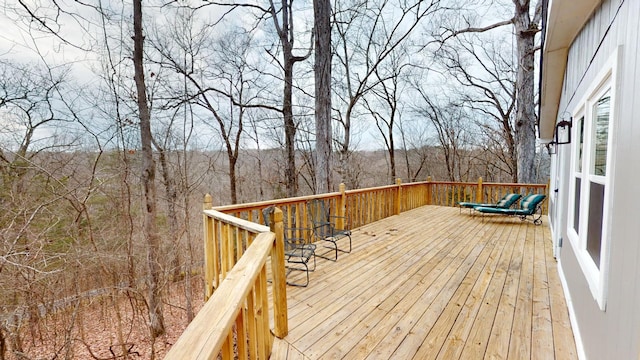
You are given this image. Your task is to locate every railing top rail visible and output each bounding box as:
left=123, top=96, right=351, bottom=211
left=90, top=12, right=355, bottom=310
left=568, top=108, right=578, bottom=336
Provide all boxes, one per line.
left=209, top=180, right=548, bottom=214
left=344, top=184, right=398, bottom=194
left=481, top=182, right=547, bottom=188
left=213, top=192, right=341, bottom=213
left=165, top=232, right=275, bottom=360
left=414, top=181, right=479, bottom=186
left=412, top=180, right=547, bottom=187
left=203, top=209, right=270, bottom=233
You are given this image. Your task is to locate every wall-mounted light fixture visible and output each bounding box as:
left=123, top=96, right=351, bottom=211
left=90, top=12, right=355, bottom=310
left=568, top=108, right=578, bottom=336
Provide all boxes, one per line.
left=546, top=141, right=557, bottom=155
left=555, top=117, right=572, bottom=145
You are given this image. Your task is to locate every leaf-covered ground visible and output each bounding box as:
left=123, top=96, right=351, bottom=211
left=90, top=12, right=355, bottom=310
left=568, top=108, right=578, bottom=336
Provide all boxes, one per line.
left=6, top=277, right=204, bottom=359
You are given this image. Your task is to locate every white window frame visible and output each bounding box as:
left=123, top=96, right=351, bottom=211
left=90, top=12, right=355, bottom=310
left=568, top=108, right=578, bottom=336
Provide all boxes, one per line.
left=568, top=111, right=585, bottom=237
left=566, top=47, right=619, bottom=311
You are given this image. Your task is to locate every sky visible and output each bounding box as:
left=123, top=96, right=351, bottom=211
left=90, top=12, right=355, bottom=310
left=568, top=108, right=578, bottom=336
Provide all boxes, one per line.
left=0, top=0, right=527, bottom=154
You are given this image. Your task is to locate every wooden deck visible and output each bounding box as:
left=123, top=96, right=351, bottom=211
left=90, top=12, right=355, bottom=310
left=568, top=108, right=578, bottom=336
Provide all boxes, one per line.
left=270, top=205, right=577, bottom=360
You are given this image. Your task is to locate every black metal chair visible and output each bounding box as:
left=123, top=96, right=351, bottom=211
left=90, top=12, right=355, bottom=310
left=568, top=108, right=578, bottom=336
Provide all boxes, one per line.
left=307, top=199, right=352, bottom=261
left=263, top=206, right=316, bottom=287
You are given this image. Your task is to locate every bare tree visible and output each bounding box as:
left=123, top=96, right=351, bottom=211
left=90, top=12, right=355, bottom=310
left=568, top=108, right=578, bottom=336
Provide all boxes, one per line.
left=437, top=0, right=543, bottom=183
left=431, top=33, right=518, bottom=181
left=331, top=0, right=440, bottom=185
left=411, top=90, right=473, bottom=181
left=397, top=119, right=433, bottom=182
left=152, top=11, right=277, bottom=204
left=133, top=0, right=165, bottom=338
left=268, top=0, right=313, bottom=197
left=363, top=40, right=416, bottom=183
left=313, top=0, right=332, bottom=194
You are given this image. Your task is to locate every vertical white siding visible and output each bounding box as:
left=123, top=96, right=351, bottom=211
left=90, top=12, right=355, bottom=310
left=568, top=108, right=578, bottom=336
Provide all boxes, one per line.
left=555, top=0, right=640, bottom=358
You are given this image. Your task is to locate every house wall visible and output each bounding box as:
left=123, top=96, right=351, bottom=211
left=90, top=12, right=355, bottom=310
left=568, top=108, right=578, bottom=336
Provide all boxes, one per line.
left=553, top=0, right=640, bottom=358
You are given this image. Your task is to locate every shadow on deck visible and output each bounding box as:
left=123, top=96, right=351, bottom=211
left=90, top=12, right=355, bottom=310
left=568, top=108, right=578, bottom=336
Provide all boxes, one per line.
left=271, top=205, right=576, bottom=360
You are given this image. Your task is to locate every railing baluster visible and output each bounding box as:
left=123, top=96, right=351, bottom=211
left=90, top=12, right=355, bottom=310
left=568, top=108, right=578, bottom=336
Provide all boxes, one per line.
left=222, top=332, right=233, bottom=359
left=257, top=267, right=269, bottom=360
left=236, top=308, right=247, bottom=360
left=247, top=287, right=257, bottom=359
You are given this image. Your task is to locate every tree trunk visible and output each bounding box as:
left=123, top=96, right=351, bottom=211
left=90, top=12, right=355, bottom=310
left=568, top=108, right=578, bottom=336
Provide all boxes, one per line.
left=388, top=127, right=396, bottom=182
left=157, top=149, right=180, bottom=279
left=314, top=0, right=332, bottom=194
left=513, top=1, right=537, bottom=183
left=132, top=0, right=165, bottom=338
left=228, top=154, right=238, bottom=204
left=274, top=0, right=301, bottom=198
left=502, top=115, right=519, bottom=183
left=283, top=52, right=298, bottom=197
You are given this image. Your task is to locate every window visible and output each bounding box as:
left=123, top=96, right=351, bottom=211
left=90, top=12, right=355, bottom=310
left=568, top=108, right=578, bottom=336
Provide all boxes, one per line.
left=566, top=49, right=618, bottom=311
left=593, top=93, right=610, bottom=176
left=586, top=92, right=610, bottom=268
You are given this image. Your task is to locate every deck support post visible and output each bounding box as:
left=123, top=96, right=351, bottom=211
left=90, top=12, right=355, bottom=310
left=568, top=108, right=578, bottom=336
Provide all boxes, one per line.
left=269, top=207, right=288, bottom=338
left=476, top=177, right=483, bottom=203
left=395, top=178, right=402, bottom=215
left=203, top=194, right=216, bottom=300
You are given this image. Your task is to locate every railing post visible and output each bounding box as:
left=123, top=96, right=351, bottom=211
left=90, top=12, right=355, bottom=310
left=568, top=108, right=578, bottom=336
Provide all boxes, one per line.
left=476, top=177, right=483, bottom=203
left=426, top=176, right=432, bottom=205
left=395, top=178, right=402, bottom=215
left=203, top=194, right=215, bottom=300
left=337, top=183, right=346, bottom=230
left=269, top=207, right=288, bottom=338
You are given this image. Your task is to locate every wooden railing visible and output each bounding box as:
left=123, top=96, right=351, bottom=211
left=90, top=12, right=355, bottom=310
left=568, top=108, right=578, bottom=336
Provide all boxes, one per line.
left=169, top=178, right=547, bottom=359
left=212, top=177, right=548, bottom=232
left=165, top=199, right=287, bottom=360
left=421, top=177, right=549, bottom=214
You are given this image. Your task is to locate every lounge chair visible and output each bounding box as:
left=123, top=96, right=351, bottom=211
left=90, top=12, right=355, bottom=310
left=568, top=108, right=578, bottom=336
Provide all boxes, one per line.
left=474, top=193, right=547, bottom=225
left=307, top=199, right=352, bottom=261
left=457, top=193, right=522, bottom=214
left=263, top=207, right=316, bottom=287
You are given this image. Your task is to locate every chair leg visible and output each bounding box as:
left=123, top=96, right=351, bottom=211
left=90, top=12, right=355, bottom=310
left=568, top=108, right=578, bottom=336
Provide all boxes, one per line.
left=310, top=254, right=316, bottom=271
left=345, top=235, right=352, bottom=253
left=286, top=261, right=309, bottom=287
left=533, top=206, right=543, bottom=225
left=336, top=235, right=352, bottom=254
left=316, top=240, right=338, bottom=261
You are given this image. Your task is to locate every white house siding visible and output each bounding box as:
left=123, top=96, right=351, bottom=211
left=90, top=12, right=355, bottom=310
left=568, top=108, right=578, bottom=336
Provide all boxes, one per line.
left=553, top=0, right=640, bottom=358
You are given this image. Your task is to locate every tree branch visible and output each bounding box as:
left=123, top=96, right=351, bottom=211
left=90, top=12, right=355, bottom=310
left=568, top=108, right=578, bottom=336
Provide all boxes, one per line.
left=440, top=18, right=514, bottom=43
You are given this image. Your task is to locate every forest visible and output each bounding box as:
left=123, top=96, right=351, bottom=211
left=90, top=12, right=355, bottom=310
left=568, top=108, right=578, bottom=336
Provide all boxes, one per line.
left=0, top=0, right=545, bottom=358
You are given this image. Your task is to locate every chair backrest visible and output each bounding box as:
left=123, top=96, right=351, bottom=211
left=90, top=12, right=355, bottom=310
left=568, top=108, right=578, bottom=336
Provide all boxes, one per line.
left=495, top=193, right=522, bottom=208
left=263, top=206, right=300, bottom=251
left=307, top=199, right=332, bottom=237
left=307, top=199, right=329, bottom=223
left=519, top=194, right=547, bottom=213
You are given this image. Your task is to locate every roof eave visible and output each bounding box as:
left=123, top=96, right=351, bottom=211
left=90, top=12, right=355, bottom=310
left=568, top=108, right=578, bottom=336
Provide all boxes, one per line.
left=539, top=0, right=602, bottom=141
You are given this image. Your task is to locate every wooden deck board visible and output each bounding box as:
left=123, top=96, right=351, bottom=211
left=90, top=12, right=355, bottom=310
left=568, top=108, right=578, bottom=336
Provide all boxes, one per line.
left=271, top=206, right=577, bottom=360
left=507, top=222, right=535, bottom=359
left=436, top=221, right=518, bottom=360
left=474, top=220, right=527, bottom=360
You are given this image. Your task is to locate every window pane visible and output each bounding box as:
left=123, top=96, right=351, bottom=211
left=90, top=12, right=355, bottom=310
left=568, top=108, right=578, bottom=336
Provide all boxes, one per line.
left=577, top=117, right=585, bottom=172
left=593, top=94, right=610, bottom=176
left=573, top=177, right=581, bottom=234
left=587, top=181, right=605, bottom=268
